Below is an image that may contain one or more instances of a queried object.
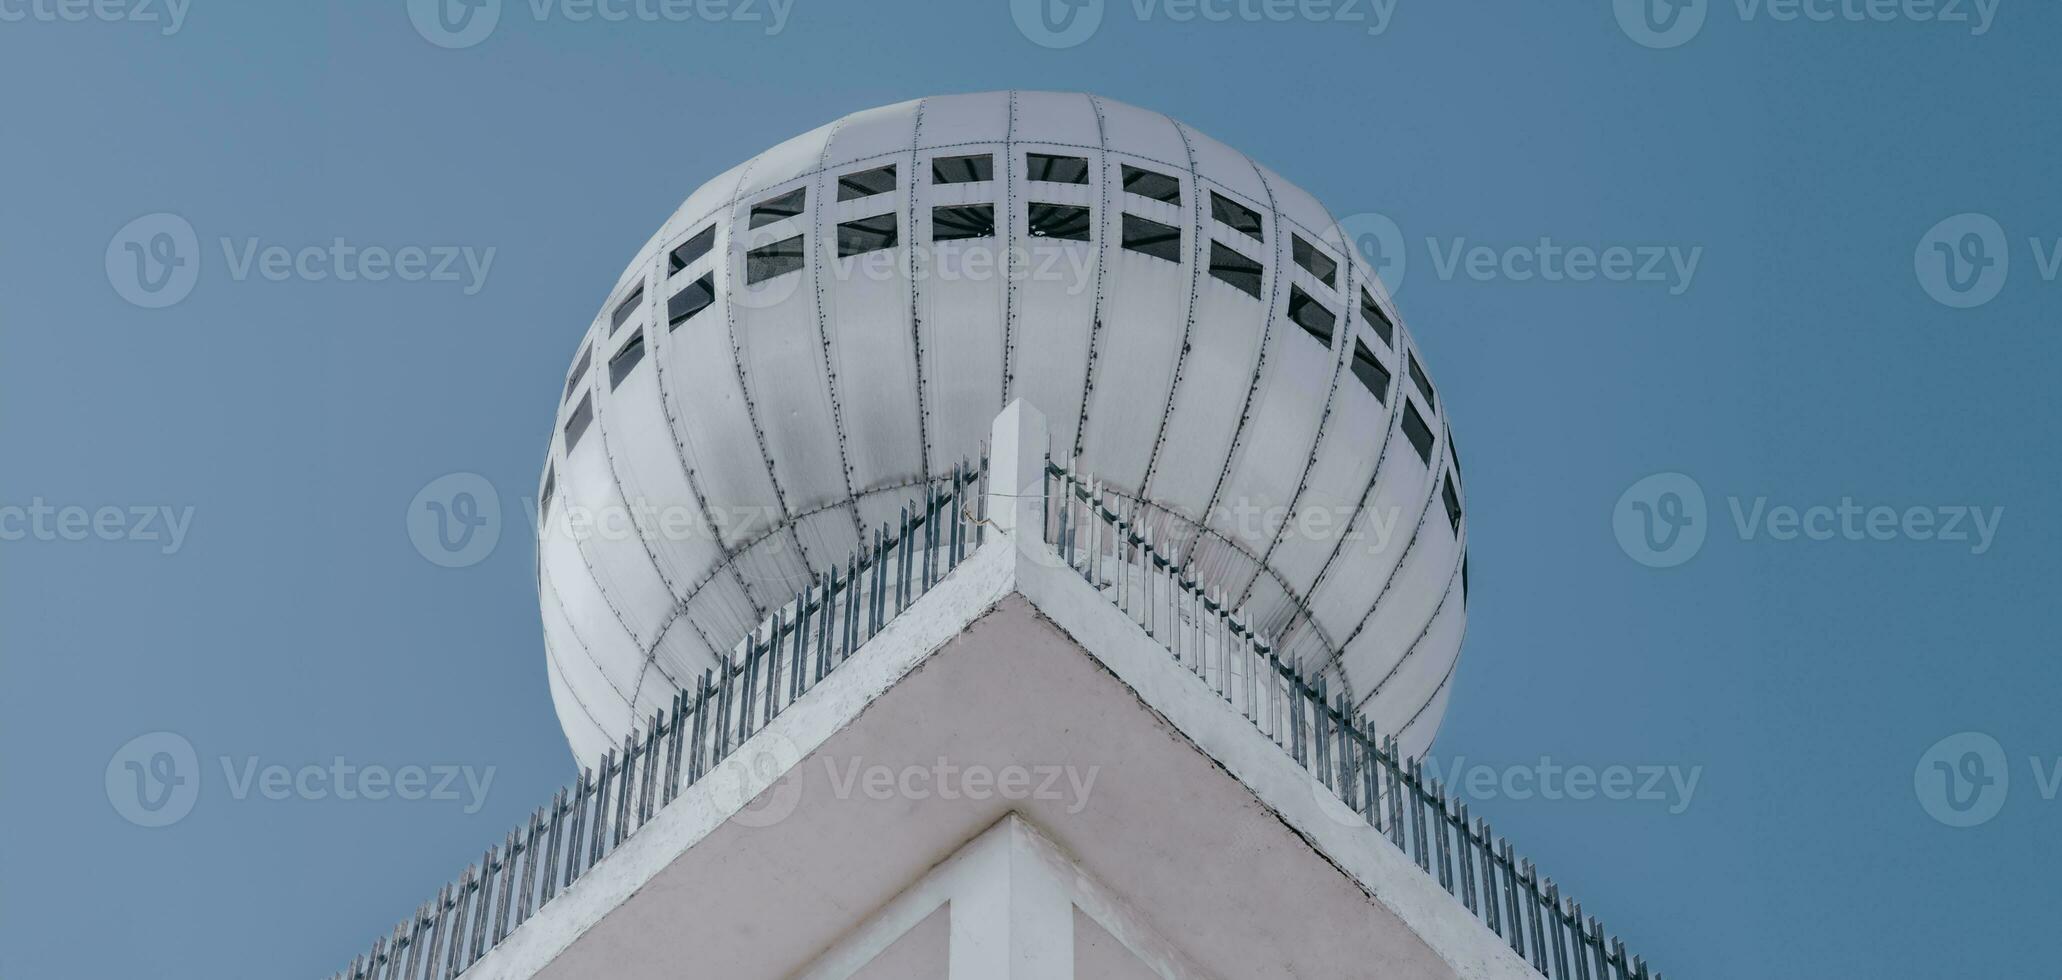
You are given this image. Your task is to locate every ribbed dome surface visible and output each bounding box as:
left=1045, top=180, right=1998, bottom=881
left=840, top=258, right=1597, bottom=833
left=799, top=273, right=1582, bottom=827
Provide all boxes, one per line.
left=539, top=92, right=1468, bottom=765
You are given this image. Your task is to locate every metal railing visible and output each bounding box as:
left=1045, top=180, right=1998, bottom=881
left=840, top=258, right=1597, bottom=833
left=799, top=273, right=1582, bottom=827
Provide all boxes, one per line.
left=331, top=462, right=986, bottom=980
left=334, top=448, right=1660, bottom=980
left=1045, top=460, right=1662, bottom=980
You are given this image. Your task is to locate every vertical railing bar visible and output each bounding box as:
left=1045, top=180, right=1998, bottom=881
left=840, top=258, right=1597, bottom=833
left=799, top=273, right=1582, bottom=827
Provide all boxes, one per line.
left=401, top=901, right=428, bottom=980
left=1432, top=780, right=1454, bottom=894
left=1524, top=859, right=1550, bottom=971
left=790, top=590, right=808, bottom=707
left=1501, top=839, right=1526, bottom=957
left=492, top=830, right=517, bottom=944
left=1569, top=901, right=1591, bottom=980
left=469, top=849, right=495, bottom=964
left=1456, top=802, right=1477, bottom=914
left=762, top=614, right=779, bottom=730
left=612, top=735, right=634, bottom=848
left=816, top=572, right=833, bottom=684
left=560, top=775, right=586, bottom=890
left=1410, top=760, right=1432, bottom=872
left=665, top=691, right=686, bottom=804
left=587, top=750, right=613, bottom=868
left=441, top=870, right=470, bottom=980
left=516, top=805, right=544, bottom=924
left=1547, top=881, right=1571, bottom=980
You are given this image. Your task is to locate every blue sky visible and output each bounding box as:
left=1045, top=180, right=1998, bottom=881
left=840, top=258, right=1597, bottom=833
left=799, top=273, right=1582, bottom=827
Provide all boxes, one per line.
left=2, top=2, right=2057, bottom=977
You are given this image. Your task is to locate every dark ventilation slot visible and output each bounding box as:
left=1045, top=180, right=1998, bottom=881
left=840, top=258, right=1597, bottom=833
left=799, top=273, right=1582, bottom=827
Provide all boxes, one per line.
left=565, top=345, right=591, bottom=403
left=610, top=286, right=643, bottom=333
left=1121, top=213, right=1180, bottom=262
left=1027, top=203, right=1091, bottom=241
left=564, top=393, right=594, bottom=452
left=931, top=153, right=993, bottom=184
left=1350, top=339, right=1390, bottom=404
left=1209, top=241, right=1263, bottom=299
left=749, top=187, right=807, bottom=229
left=1292, top=235, right=1338, bottom=289
left=669, top=226, right=714, bottom=274
left=609, top=331, right=646, bottom=390
left=540, top=467, right=555, bottom=514
left=837, top=214, right=898, bottom=257
left=668, top=273, right=715, bottom=328
left=1121, top=164, right=1181, bottom=205
left=745, top=235, right=806, bottom=284
left=1288, top=285, right=1335, bottom=348
left=932, top=204, right=996, bottom=241
left=837, top=164, right=897, bottom=202
left=1442, top=473, right=1462, bottom=533
left=1408, top=351, right=1437, bottom=413
left=1027, top=152, right=1090, bottom=184
left=1210, top=191, right=1264, bottom=241
left=1360, top=287, right=1394, bottom=347
left=1401, top=401, right=1435, bottom=465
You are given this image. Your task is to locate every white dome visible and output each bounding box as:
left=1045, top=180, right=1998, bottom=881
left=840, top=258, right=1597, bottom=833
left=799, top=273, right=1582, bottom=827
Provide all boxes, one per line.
left=538, top=92, right=1468, bottom=766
